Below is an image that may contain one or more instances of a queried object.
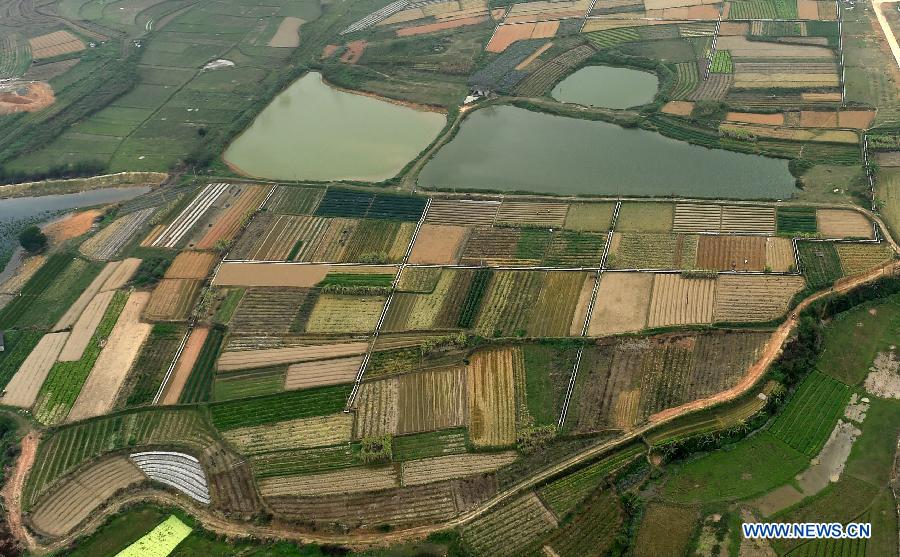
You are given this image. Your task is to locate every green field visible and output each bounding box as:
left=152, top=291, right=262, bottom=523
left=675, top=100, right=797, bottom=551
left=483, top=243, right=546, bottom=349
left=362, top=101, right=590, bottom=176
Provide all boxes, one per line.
left=777, top=207, right=817, bottom=235
left=209, top=384, right=352, bottom=430
left=0, top=329, right=42, bottom=389
left=768, top=371, right=851, bottom=457
left=0, top=253, right=72, bottom=329
left=797, top=241, right=842, bottom=289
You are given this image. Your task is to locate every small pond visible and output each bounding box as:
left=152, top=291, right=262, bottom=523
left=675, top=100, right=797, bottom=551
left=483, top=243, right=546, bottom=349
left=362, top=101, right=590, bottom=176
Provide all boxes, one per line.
left=551, top=65, right=659, bottom=109
left=224, top=72, right=447, bottom=182
left=417, top=106, right=796, bottom=199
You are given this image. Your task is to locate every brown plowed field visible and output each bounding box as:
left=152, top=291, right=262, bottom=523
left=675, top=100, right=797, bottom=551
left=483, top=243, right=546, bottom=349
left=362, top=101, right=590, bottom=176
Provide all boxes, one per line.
left=696, top=235, right=767, bottom=271
left=259, top=466, right=399, bottom=497
left=284, top=356, right=363, bottom=390
left=460, top=227, right=528, bottom=266
left=467, top=348, right=516, bottom=447
left=425, top=199, right=499, bottom=226
left=230, top=288, right=312, bottom=334
left=816, top=209, right=874, bottom=239
left=58, top=290, right=115, bottom=362
left=140, top=225, right=165, bottom=248
left=67, top=292, right=152, bottom=421
left=409, top=224, right=468, bottom=265
left=766, top=237, right=796, bottom=272
left=213, top=262, right=331, bottom=287
left=217, top=341, right=368, bottom=371
left=223, top=414, right=352, bottom=454
left=29, top=456, right=144, bottom=537
left=588, top=272, right=652, bottom=336
left=355, top=378, right=400, bottom=438
left=230, top=214, right=328, bottom=261
left=164, top=251, right=219, bottom=279
left=725, top=112, right=785, bottom=125
left=398, top=366, right=467, bottom=434
left=673, top=204, right=722, bottom=233
left=101, top=258, right=142, bottom=291
left=268, top=16, right=304, bottom=47
left=2, top=332, right=69, bottom=408
left=160, top=326, right=209, bottom=405
left=401, top=452, right=518, bottom=486
left=144, top=279, right=201, bottom=321
left=661, top=101, right=695, bottom=116
left=42, top=210, right=101, bottom=245
left=495, top=202, right=569, bottom=228
left=712, top=275, right=805, bottom=322
left=646, top=274, right=715, bottom=328
left=195, top=185, right=268, bottom=249
left=28, top=31, right=85, bottom=59
left=204, top=447, right=262, bottom=518
left=720, top=205, right=775, bottom=234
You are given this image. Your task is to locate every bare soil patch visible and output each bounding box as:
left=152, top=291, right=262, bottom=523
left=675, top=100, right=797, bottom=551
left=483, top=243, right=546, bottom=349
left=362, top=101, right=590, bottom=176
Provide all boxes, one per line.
left=725, top=112, right=785, bottom=125
left=647, top=274, right=715, bottom=328
left=42, top=209, right=100, bottom=245
left=53, top=261, right=120, bottom=332
left=340, top=40, right=367, bottom=64
left=661, top=101, right=695, bottom=116
left=28, top=31, right=85, bottom=58
left=409, top=224, right=468, bottom=265
left=284, top=355, right=363, bottom=390
left=269, top=17, right=304, bottom=47
left=218, top=342, right=368, bottom=371
left=0, top=82, right=55, bottom=115
left=160, top=326, right=209, bottom=404
left=816, top=209, right=874, bottom=239
left=213, top=262, right=331, bottom=287
left=58, top=290, right=115, bottom=362
left=466, top=348, right=517, bottom=447
left=588, top=272, right=652, bottom=336
left=101, top=258, right=141, bottom=291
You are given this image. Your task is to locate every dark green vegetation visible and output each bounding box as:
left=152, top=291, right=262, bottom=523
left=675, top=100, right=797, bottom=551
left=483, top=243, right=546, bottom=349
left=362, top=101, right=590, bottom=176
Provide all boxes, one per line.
left=209, top=384, right=352, bottom=430
left=214, top=366, right=286, bottom=402
left=0, top=252, right=70, bottom=328
left=777, top=207, right=817, bottom=235
left=18, top=225, right=47, bottom=253
left=392, top=428, right=468, bottom=461
left=130, top=255, right=172, bottom=287
left=457, top=268, right=491, bottom=328
left=179, top=326, right=225, bottom=404
left=314, top=189, right=426, bottom=221
left=768, top=371, right=851, bottom=457
left=318, top=273, right=395, bottom=287
left=521, top=344, right=577, bottom=427
left=122, top=323, right=186, bottom=407
left=797, top=241, right=842, bottom=289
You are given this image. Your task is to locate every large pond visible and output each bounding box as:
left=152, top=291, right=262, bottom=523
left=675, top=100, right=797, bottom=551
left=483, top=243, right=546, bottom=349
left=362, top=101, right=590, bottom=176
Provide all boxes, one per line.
left=0, top=185, right=149, bottom=282
left=224, top=72, right=447, bottom=182
left=417, top=106, right=796, bottom=198
left=552, top=66, right=659, bottom=109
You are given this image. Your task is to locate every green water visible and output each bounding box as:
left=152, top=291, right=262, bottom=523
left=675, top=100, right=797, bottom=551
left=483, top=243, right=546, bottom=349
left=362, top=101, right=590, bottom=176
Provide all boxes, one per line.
left=224, top=72, right=446, bottom=182
left=551, top=65, right=659, bottom=109
left=417, top=106, right=796, bottom=199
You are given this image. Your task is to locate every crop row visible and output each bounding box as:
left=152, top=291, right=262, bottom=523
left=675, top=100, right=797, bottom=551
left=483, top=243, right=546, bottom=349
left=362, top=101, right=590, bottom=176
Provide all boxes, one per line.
left=178, top=326, right=224, bottom=404
left=264, top=186, right=324, bottom=215
left=585, top=28, right=640, bottom=50
left=24, top=407, right=218, bottom=508
left=33, top=291, right=129, bottom=425
left=709, top=50, right=734, bottom=74
left=393, top=428, right=469, bottom=461
left=538, top=444, right=644, bottom=518
left=209, top=384, right=352, bottom=431
left=250, top=445, right=360, bottom=479
left=457, top=269, right=492, bottom=328
left=122, top=323, right=186, bottom=407
left=777, top=207, right=817, bottom=234
left=768, top=371, right=851, bottom=457
left=670, top=62, right=699, bottom=100
left=797, top=241, right=842, bottom=289
left=314, top=188, right=426, bottom=221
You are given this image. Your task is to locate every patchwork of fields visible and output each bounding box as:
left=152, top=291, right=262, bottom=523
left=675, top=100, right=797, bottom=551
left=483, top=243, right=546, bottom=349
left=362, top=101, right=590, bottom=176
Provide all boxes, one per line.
left=0, top=179, right=893, bottom=555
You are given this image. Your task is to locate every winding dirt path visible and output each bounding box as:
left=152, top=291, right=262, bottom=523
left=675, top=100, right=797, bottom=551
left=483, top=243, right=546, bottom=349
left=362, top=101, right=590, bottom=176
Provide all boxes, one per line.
left=2, top=431, right=38, bottom=553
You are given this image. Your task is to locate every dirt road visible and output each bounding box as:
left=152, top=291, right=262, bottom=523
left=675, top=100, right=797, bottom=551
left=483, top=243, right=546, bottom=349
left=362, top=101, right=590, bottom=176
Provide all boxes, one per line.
left=873, top=0, right=900, bottom=70
left=13, top=257, right=900, bottom=553
left=2, top=431, right=38, bottom=553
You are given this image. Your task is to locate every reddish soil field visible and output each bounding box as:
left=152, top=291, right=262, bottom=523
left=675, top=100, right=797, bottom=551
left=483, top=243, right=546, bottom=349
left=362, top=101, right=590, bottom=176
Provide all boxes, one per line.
left=0, top=82, right=56, bottom=115
left=340, top=40, right=367, bottom=64
left=42, top=210, right=101, bottom=245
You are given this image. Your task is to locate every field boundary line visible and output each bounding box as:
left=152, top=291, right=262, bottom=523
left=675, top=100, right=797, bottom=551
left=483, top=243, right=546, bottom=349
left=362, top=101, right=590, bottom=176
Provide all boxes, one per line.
left=152, top=327, right=192, bottom=404
left=558, top=201, right=620, bottom=428
left=345, top=199, right=433, bottom=409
